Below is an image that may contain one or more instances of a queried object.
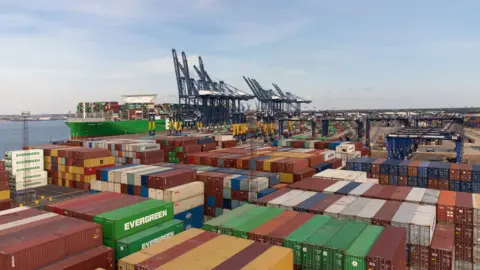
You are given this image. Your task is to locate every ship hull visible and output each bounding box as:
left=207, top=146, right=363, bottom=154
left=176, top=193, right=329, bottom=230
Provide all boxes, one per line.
left=65, top=120, right=167, bottom=138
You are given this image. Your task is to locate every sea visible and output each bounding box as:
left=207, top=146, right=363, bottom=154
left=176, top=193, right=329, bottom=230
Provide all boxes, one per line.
left=0, top=121, right=69, bottom=156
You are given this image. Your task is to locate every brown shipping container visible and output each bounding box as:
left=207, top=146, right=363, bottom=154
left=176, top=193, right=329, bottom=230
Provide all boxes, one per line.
left=428, top=179, right=439, bottom=190
left=0, top=160, right=5, bottom=171
left=366, top=226, right=407, bottom=270
left=459, top=164, right=473, bottom=181
left=284, top=158, right=309, bottom=174
left=39, top=246, right=114, bottom=270
left=289, top=178, right=336, bottom=192
left=371, top=201, right=402, bottom=226
left=211, top=241, right=273, bottom=270
left=363, top=184, right=384, bottom=199
left=449, top=164, right=461, bottom=181
left=0, top=218, right=102, bottom=270
left=438, top=179, right=449, bottom=190
left=231, top=190, right=249, bottom=201
left=455, top=224, right=473, bottom=262
left=398, top=176, right=408, bottom=186
left=148, top=169, right=196, bottom=189
left=430, top=225, right=455, bottom=270
left=0, top=208, right=47, bottom=225
left=408, top=160, right=422, bottom=177
left=375, top=185, right=397, bottom=200
left=0, top=215, right=66, bottom=237
left=248, top=211, right=299, bottom=243
left=0, top=171, right=8, bottom=182
left=255, top=188, right=292, bottom=206
left=409, top=244, right=429, bottom=269
left=265, top=212, right=314, bottom=246
left=308, top=194, right=342, bottom=214
left=438, top=191, right=456, bottom=225
left=372, top=159, right=386, bottom=175
left=455, top=192, right=473, bottom=226
left=389, top=186, right=412, bottom=202
left=46, top=192, right=121, bottom=214
left=293, top=168, right=316, bottom=182
left=379, top=174, right=389, bottom=185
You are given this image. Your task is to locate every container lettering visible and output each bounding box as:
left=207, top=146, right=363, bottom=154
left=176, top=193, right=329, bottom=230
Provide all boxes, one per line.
left=141, top=232, right=175, bottom=249
left=124, top=210, right=168, bottom=231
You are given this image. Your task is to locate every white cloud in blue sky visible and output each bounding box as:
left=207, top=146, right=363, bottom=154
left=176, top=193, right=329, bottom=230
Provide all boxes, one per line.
left=0, top=0, right=479, bottom=113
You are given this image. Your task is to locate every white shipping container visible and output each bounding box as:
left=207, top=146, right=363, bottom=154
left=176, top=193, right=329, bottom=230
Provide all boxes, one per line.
left=172, top=194, right=204, bottom=215
left=324, top=196, right=357, bottom=218
left=410, top=205, right=436, bottom=246
left=474, top=227, right=480, bottom=246
left=223, top=174, right=242, bottom=189
left=366, top=178, right=379, bottom=184
left=473, top=194, right=480, bottom=227
left=113, top=165, right=148, bottom=183
left=421, top=189, right=440, bottom=206
left=0, top=212, right=57, bottom=231
left=5, top=155, right=44, bottom=169
left=335, top=144, right=355, bottom=153
left=281, top=191, right=316, bottom=210
left=155, top=189, right=164, bottom=201
left=322, top=150, right=336, bottom=161
left=248, top=177, right=269, bottom=192
left=405, top=188, right=427, bottom=203
left=122, top=166, right=154, bottom=184
left=107, top=182, right=115, bottom=192
left=10, top=177, right=48, bottom=191
left=215, top=135, right=234, bottom=142
left=114, top=183, right=121, bottom=193
left=4, top=149, right=43, bottom=161
left=108, top=165, right=137, bottom=182
left=267, top=190, right=304, bottom=208
left=164, top=182, right=204, bottom=203
left=313, top=169, right=367, bottom=182
left=349, top=183, right=374, bottom=196
left=339, top=197, right=371, bottom=220
left=101, top=182, right=108, bottom=192
left=323, top=181, right=349, bottom=194
left=148, top=188, right=156, bottom=199
left=90, top=180, right=102, bottom=191
left=356, top=199, right=386, bottom=223
left=392, top=202, right=418, bottom=243
left=10, top=170, right=48, bottom=183
left=248, top=192, right=258, bottom=202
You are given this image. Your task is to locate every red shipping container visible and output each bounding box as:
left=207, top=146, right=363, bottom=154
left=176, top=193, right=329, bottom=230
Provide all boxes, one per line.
left=438, top=179, right=449, bottom=190
left=408, top=160, right=422, bottom=177
left=0, top=160, right=5, bottom=171
left=428, top=179, right=439, bottom=190
left=327, top=158, right=342, bottom=169
left=308, top=194, right=342, bottom=214
left=0, top=181, right=9, bottom=191
left=363, top=185, right=384, bottom=199
left=264, top=212, right=314, bottom=246
left=438, top=191, right=456, bottom=225
left=38, top=246, right=114, bottom=270
left=204, top=206, right=215, bottom=217
left=0, top=199, right=13, bottom=211
left=255, top=189, right=292, bottom=206
left=389, top=187, right=412, bottom=202
left=375, top=185, right=397, bottom=200
left=459, top=164, right=473, bottom=181
left=430, top=225, right=454, bottom=270
left=0, top=171, right=9, bottom=182
left=409, top=244, right=429, bottom=269
left=366, top=226, right=407, bottom=270
left=455, top=192, right=473, bottom=226
left=201, top=142, right=217, bottom=152
left=231, top=190, right=248, bottom=201
left=371, top=201, right=402, bottom=226
left=289, top=177, right=337, bottom=192
left=148, top=169, right=196, bottom=189
left=293, top=168, right=316, bottom=182
left=248, top=211, right=299, bottom=243
left=372, top=159, right=386, bottom=175
left=454, top=224, right=473, bottom=262
left=398, top=176, right=408, bottom=186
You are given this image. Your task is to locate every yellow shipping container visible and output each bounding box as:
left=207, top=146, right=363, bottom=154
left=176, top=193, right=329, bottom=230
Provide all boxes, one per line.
left=263, top=157, right=287, bottom=172
left=44, top=156, right=51, bottom=163
left=83, top=157, right=115, bottom=168
left=64, top=173, right=74, bottom=181
left=48, top=177, right=52, bottom=184
left=0, top=190, right=10, bottom=200
left=58, top=165, right=66, bottom=172
left=118, top=228, right=204, bottom=270
left=242, top=246, right=293, bottom=270
left=45, top=163, right=52, bottom=171
left=64, top=179, right=70, bottom=187
left=279, top=173, right=294, bottom=184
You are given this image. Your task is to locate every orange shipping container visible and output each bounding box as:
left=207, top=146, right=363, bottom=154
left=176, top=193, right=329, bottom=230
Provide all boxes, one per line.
left=438, top=191, right=456, bottom=225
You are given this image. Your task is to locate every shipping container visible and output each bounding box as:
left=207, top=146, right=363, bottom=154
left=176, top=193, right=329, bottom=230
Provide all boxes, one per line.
left=405, top=187, right=427, bottom=204
left=339, top=197, right=371, bottom=220
left=389, top=186, right=412, bottom=202
left=438, top=191, right=457, bottom=225
left=203, top=204, right=256, bottom=232
left=473, top=194, right=480, bottom=227
left=344, top=225, right=384, bottom=270
left=366, top=226, right=407, bottom=270
left=322, top=220, right=368, bottom=270
left=293, top=192, right=328, bottom=212
left=219, top=206, right=281, bottom=236
left=248, top=210, right=299, bottom=243
left=281, top=191, right=316, bottom=210
left=349, top=183, right=374, bottom=197
left=267, top=189, right=304, bottom=208
left=410, top=205, right=436, bottom=246
left=430, top=225, right=454, bottom=270
left=284, top=215, right=332, bottom=267
left=38, top=246, right=114, bottom=270
left=371, top=200, right=402, bottom=226
left=356, top=199, right=386, bottom=223
left=324, top=196, right=357, bottom=218
left=455, top=192, right=473, bottom=227
left=93, top=199, right=174, bottom=240
left=265, top=212, right=313, bottom=246
left=421, top=189, right=440, bottom=206
left=254, top=188, right=291, bottom=206
left=391, top=202, right=418, bottom=244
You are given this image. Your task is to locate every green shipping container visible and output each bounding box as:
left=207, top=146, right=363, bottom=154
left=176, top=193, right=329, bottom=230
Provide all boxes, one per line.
left=203, top=204, right=257, bottom=233
left=344, top=225, right=384, bottom=270
left=93, top=200, right=174, bottom=240
left=284, top=215, right=332, bottom=267
left=220, top=206, right=272, bottom=236
left=233, top=207, right=285, bottom=239
left=303, top=219, right=347, bottom=270
left=322, top=220, right=368, bottom=270
left=115, top=219, right=184, bottom=260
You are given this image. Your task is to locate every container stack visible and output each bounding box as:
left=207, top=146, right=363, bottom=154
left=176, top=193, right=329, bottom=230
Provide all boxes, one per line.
left=45, top=192, right=184, bottom=261
left=4, top=149, right=48, bottom=192
left=0, top=206, right=114, bottom=270
left=202, top=203, right=407, bottom=269
left=214, top=134, right=237, bottom=148
left=164, top=181, right=205, bottom=230
left=155, top=136, right=204, bottom=163
left=118, top=228, right=293, bottom=270
left=85, top=139, right=164, bottom=165
left=0, top=160, right=12, bottom=210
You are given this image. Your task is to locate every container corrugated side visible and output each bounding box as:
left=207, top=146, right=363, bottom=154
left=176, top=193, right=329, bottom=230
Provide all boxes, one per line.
left=391, top=202, right=418, bottom=244
left=266, top=189, right=304, bottom=208
left=338, top=197, right=371, bottom=220
left=348, top=183, right=374, bottom=196
left=473, top=194, right=480, bottom=227
left=219, top=206, right=273, bottom=235
left=322, top=220, right=368, bottom=270
left=122, top=166, right=155, bottom=184
left=283, top=215, right=332, bottom=267
left=366, top=226, right=407, bottom=270
left=355, top=199, right=386, bottom=223
left=202, top=204, right=256, bottom=233
left=38, top=246, right=114, bottom=270
left=410, top=205, right=436, bottom=246
left=303, top=219, right=347, bottom=269
left=113, top=165, right=149, bottom=183
left=324, top=196, right=357, bottom=218
left=171, top=194, right=204, bottom=215
left=280, top=191, right=316, bottom=210
left=93, top=199, right=174, bottom=240
left=344, top=225, right=384, bottom=270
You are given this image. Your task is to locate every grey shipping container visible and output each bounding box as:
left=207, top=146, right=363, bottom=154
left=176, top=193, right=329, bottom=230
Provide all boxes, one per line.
left=421, top=189, right=440, bottom=206
left=391, top=202, right=418, bottom=244
left=355, top=199, right=386, bottom=223
left=338, top=197, right=371, bottom=220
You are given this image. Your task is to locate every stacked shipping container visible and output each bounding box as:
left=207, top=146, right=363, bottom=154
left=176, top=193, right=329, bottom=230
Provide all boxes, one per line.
left=4, top=149, right=48, bottom=191
left=0, top=160, right=13, bottom=210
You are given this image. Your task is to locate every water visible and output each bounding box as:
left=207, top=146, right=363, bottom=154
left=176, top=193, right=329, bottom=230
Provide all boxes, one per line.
left=0, top=121, right=69, bottom=156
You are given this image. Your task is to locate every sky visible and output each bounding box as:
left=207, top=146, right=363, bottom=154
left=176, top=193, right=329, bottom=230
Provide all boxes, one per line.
left=0, top=0, right=479, bottom=114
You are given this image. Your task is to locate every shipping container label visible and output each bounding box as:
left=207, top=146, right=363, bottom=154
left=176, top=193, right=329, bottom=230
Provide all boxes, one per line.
left=140, top=231, right=175, bottom=249
left=13, top=151, right=42, bottom=158
left=124, top=210, right=169, bottom=231
left=7, top=158, right=42, bottom=166
left=10, top=165, right=42, bottom=174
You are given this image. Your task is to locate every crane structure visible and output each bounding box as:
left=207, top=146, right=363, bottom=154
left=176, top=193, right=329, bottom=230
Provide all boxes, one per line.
left=172, top=49, right=253, bottom=135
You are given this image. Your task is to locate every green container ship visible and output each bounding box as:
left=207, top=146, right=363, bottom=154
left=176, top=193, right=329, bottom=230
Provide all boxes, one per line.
left=66, top=119, right=168, bottom=138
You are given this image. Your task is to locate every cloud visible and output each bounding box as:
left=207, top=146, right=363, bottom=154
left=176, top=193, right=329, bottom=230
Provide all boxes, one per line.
left=0, top=14, right=38, bottom=28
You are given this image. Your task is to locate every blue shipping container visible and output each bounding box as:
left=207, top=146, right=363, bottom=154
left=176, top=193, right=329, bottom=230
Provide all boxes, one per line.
left=461, top=182, right=473, bottom=193
left=223, top=199, right=232, bottom=209
left=361, top=158, right=377, bottom=173
left=449, top=180, right=461, bottom=192
left=257, top=188, right=277, bottom=199
left=408, top=177, right=418, bottom=187
left=207, top=196, right=216, bottom=207
left=231, top=176, right=249, bottom=191
left=389, top=175, right=399, bottom=186
left=398, top=160, right=411, bottom=177
left=174, top=205, right=204, bottom=230
left=417, top=177, right=428, bottom=188
left=473, top=165, right=480, bottom=183
left=313, top=162, right=331, bottom=173
left=294, top=193, right=328, bottom=212
left=389, top=160, right=403, bottom=176
left=473, top=182, right=480, bottom=193
left=335, top=182, right=361, bottom=195
left=418, top=161, right=431, bottom=178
